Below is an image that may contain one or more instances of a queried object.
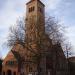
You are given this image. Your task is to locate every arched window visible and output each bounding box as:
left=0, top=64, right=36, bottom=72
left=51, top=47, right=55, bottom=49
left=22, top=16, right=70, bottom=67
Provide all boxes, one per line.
left=7, top=70, right=12, bottom=75
left=29, top=6, right=35, bottom=13
left=29, top=67, right=32, bottom=72
left=29, top=8, right=31, bottom=12
left=31, top=7, right=33, bottom=12
left=32, top=7, right=35, bottom=11
left=3, top=71, right=5, bottom=75
left=38, top=7, right=43, bottom=13
left=13, top=72, right=16, bottom=75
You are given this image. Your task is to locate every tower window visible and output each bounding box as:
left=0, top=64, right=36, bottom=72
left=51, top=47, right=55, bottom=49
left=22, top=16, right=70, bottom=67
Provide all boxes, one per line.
left=32, top=7, right=35, bottom=11
left=29, top=6, right=35, bottom=12
left=29, top=8, right=31, bottom=12
left=31, top=7, right=33, bottom=12
left=38, top=7, right=43, bottom=13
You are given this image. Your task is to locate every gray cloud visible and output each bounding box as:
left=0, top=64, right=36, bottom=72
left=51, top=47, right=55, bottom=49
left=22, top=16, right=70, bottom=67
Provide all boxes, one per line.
left=0, top=0, right=75, bottom=58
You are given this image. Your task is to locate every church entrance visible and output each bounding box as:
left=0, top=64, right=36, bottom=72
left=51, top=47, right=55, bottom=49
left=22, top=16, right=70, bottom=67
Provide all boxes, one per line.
left=7, top=70, right=12, bottom=75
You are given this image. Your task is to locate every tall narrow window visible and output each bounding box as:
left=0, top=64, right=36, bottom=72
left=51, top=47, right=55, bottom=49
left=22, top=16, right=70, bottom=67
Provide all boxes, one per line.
left=32, top=7, right=35, bottom=11
left=29, top=67, right=32, bottom=72
left=29, top=8, right=31, bottom=12
left=3, top=72, right=5, bottom=75
left=13, top=72, right=16, bottom=75
left=31, top=7, right=33, bottom=12
left=38, top=7, right=43, bottom=13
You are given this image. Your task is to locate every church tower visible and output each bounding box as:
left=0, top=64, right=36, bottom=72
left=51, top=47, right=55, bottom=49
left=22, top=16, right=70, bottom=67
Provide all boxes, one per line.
left=25, top=0, right=45, bottom=43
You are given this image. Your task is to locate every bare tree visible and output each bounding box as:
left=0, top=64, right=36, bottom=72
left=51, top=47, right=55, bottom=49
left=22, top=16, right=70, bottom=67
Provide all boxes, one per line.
left=7, top=16, right=66, bottom=61
left=64, top=43, right=72, bottom=58
left=45, top=16, right=71, bottom=75
left=7, top=16, right=66, bottom=52
left=45, top=16, right=65, bottom=44
left=7, top=16, right=70, bottom=75
left=7, top=18, right=25, bottom=47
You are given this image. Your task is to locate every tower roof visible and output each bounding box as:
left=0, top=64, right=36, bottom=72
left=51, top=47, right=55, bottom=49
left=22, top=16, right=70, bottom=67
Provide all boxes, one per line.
left=26, top=0, right=45, bottom=6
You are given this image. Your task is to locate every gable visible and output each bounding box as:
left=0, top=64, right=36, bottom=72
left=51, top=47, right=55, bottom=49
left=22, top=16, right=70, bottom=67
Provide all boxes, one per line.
left=2, top=51, right=18, bottom=66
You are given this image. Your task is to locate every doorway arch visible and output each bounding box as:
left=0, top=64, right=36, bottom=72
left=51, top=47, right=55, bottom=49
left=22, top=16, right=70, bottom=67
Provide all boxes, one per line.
left=7, top=70, right=12, bottom=75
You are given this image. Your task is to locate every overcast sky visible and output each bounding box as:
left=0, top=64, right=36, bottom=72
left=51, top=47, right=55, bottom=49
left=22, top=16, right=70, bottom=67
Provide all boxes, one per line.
left=0, top=0, right=75, bottom=59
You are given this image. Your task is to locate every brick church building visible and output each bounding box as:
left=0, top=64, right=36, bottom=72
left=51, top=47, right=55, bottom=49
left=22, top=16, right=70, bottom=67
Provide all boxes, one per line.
left=2, top=0, right=68, bottom=75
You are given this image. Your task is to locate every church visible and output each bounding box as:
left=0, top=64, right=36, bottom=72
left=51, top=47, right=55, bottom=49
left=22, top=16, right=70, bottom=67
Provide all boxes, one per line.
left=2, top=0, right=68, bottom=75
